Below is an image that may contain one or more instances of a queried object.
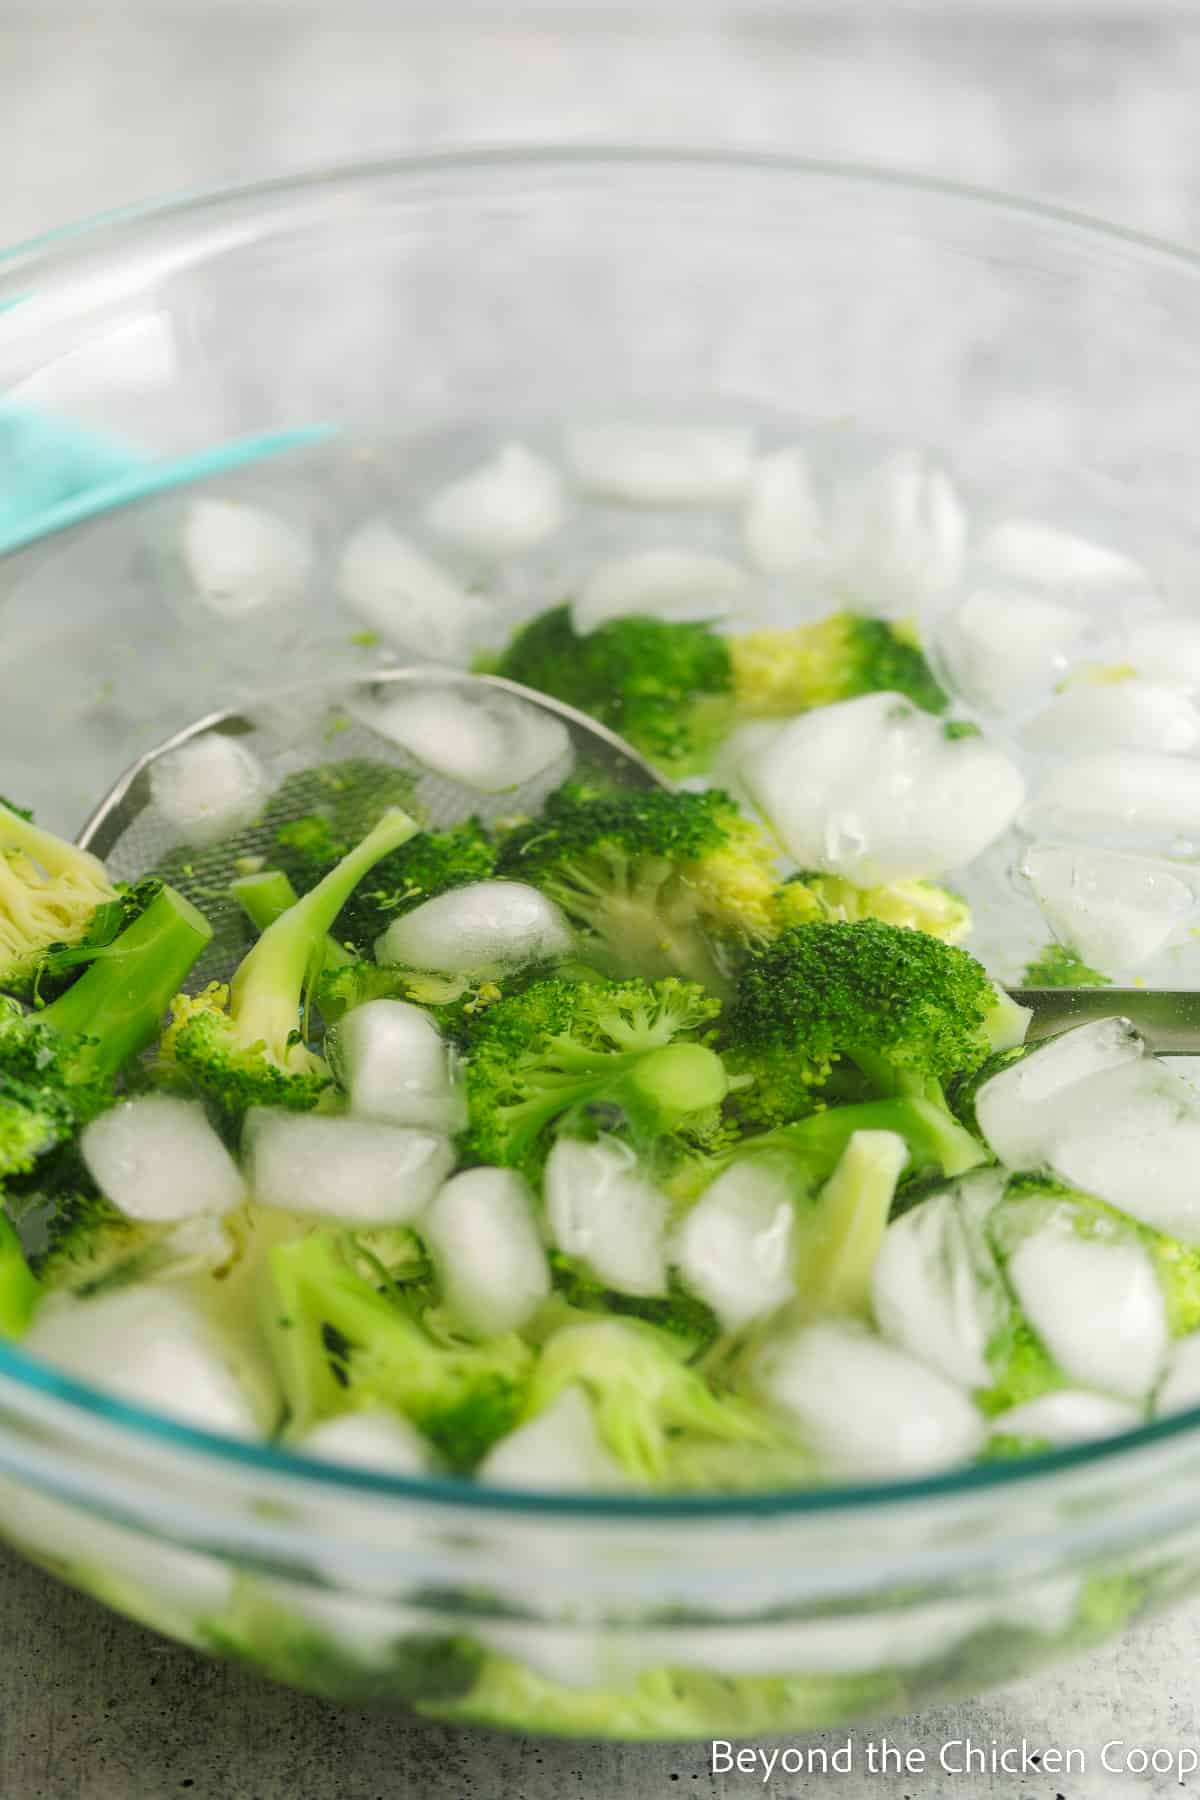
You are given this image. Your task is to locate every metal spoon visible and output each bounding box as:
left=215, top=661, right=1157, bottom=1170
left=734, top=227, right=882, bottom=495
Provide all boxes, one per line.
left=75, top=667, right=1200, bottom=1053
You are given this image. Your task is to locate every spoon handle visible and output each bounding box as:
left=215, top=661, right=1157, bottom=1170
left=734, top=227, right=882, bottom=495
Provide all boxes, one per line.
left=1010, top=988, right=1200, bottom=1056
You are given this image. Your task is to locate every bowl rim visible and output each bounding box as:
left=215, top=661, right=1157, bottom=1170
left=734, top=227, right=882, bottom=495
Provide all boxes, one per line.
left=5, top=144, right=1200, bottom=1522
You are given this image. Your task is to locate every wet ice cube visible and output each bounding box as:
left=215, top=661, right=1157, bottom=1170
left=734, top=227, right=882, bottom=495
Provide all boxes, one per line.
left=1049, top=1059, right=1200, bottom=1243
left=545, top=1136, right=669, bottom=1298
left=376, top=880, right=575, bottom=979
left=351, top=683, right=571, bottom=793
left=977, top=519, right=1150, bottom=593
left=1025, top=750, right=1200, bottom=855
left=741, top=446, right=828, bottom=576
left=564, top=423, right=755, bottom=506
left=973, top=1017, right=1146, bottom=1169
left=147, top=731, right=270, bottom=848
left=1020, top=842, right=1196, bottom=971
left=421, top=1166, right=551, bottom=1338
left=298, top=1409, right=432, bottom=1475
left=1023, top=678, right=1200, bottom=757
left=940, top=586, right=1088, bottom=713
left=478, top=1386, right=628, bottom=1490
left=244, top=1109, right=453, bottom=1226
left=827, top=450, right=967, bottom=613
left=670, top=1157, right=796, bottom=1331
left=181, top=498, right=312, bottom=618
left=329, top=998, right=465, bottom=1133
left=741, top=690, right=1025, bottom=883
left=424, top=442, right=566, bottom=559
left=81, top=1094, right=245, bottom=1223
left=337, top=519, right=483, bottom=663
left=754, top=1318, right=985, bottom=1478
left=571, top=548, right=748, bottom=635
left=988, top=1390, right=1144, bottom=1446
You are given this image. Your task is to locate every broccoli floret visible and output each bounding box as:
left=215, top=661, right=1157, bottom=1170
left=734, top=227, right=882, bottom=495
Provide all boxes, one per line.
left=546, top=1253, right=721, bottom=1356
left=775, top=872, right=971, bottom=946
left=162, top=808, right=419, bottom=1123
left=728, top=613, right=947, bottom=719
left=0, top=1208, right=39, bottom=1336
left=0, top=884, right=213, bottom=1173
left=461, top=976, right=727, bottom=1183
left=491, top=605, right=736, bottom=776
left=726, top=920, right=1019, bottom=1139
left=524, top=1316, right=806, bottom=1489
left=495, top=784, right=779, bottom=997
left=262, top=1231, right=532, bottom=1470
left=24, top=1186, right=233, bottom=1297
left=0, top=799, right=124, bottom=999
left=1021, top=942, right=1111, bottom=987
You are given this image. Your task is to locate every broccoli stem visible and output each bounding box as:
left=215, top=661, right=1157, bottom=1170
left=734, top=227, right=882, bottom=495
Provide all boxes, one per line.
left=625, top=1042, right=728, bottom=1129
left=0, top=1210, right=40, bottom=1337
left=231, top=870, right=354, bottom=969
left=229, top=810, right=418, bottom=1051
left=39, top=885, right=212, bottom=1079
left=746, top=1095, right=987, bottom=1186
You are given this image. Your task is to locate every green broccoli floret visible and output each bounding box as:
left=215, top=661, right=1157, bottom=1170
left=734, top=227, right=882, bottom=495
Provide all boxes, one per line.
left=0, top=884, right=213, bottom=1173
left=775, top=872, right=971, bottom=946
left=162, top=808, right=419, bottom=1123
left=726, top=920, right=1023, bottom=1138
left=461, top=976, right=728, bottom=1183
left=0, top=799, right=124, bottom=999
left=545, top=1252, right=721, bottom=1356
left=495, top=784, right=779, bottom=997
left=491, top=605, right=737, bottom=776
left=1021, top=942, right=1111, bottom=987
left=0, top=1208, right=39, bottom=1337
left=728, top=613, right=947, bottom=719
left=262, top=1231, right=532, bottom=1470
left=24, top=1186, right=233, bottom=1298
left=524, top=1316, right=807, bottom=1489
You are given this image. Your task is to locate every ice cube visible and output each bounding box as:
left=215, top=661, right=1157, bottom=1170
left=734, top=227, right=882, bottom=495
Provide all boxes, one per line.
left=329, top=998, right=465, bottom=1133
left=741, top=690, right=1025, bottom=883
left=478, top=1386, right=628, bottom=1490
left=1049, top=1059, right=1200, bottom=1243
left=297, top=1409, right=432, bottom=1475
left=1125, top=618, right=1200, bottom=695
left=977, top=520, right=1149, bottom=593
left=670, top=1158, right=796, bottom=1330
left=337, top=519, right=483, bottom=663
left=565, top=423, right=755, bottom=506
left=753, top=1318, right=985, bottom=1477
left=827, top=450, right=967, bottom=613
left=741, top=447, right=828, bottom=577
left=988, top=1390, right=1144, bottom=1446
left=870, top=1171, right=1009, bottom=1389
left=424, top=442, right=566, bottom=559
left=243, top=1109, right=453, bottom=1226
left=23, top=1286, right=280, bottom=1437
left=995, top=1194, right=1168, bottom=1401
left=1024, top=750, right=1200, bottom=855
left=147, top=731, right=270, bottom=848
left=1020, top=842, right=1196, bottom=971
left=545, top=1136, right=669, bottom=1299
left=80, top=1094, right=245, bottom=1223
left=571, top=548, right=748, bottom=635
left=421, top=1166, right=551, bottom=1338
left=351, top=683, right=572, bottom=793
left=376, top=879, right=575, bottom=979
left=1154, top=1332, right=1200, bottom=1417
left=181, top=498, right=312, bottom=619
left=973, top=1017, right=1145, bottom=1169
left=940, top=587, right=1088, bottom=713
left=1023, top=679, right=1200, bottom=757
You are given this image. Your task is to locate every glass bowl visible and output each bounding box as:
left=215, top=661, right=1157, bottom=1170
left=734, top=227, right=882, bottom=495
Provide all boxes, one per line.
left=3, top=151, right=1200, bottom=1740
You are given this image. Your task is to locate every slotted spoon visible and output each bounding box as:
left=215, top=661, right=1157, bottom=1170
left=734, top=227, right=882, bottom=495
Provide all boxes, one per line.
left=74, top=667, right=1200, bottom=1052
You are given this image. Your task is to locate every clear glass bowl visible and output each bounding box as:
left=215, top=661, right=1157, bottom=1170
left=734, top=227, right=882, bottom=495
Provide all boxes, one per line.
left=4, top=151, right=1200, bottom=1739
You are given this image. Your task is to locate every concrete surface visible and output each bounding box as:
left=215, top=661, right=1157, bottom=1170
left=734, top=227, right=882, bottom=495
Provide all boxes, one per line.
left=6, top=5, right=1200, bottom=1797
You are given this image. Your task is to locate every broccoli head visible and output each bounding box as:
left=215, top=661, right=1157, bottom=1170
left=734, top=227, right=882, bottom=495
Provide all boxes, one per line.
left=775, top=872, right=971, bottom=946
left=1021, top=942, right=1111, bottom=988
left=524, top=1317, right=807, bottom=1489
left=728, top=614, right=947, bottom=719
left=163, top=807, right=419, bottom=1122
left=0, top=800, right=124, bottom=999
left=491, top=605, right=735, bottom=776
left=263, top=1230, right=532, bottom=1470
left=460, top=975, right=727, bottom=1183
left=27, top=1186, right=233, bottom=1297
left=495, top=784, right=779, bottom=997
left=726, top=919, right=1022, bottom=1133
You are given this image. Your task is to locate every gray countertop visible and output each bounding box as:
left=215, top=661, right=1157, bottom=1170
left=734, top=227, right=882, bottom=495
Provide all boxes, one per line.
left=6, top=7, right=1200, bottom=1796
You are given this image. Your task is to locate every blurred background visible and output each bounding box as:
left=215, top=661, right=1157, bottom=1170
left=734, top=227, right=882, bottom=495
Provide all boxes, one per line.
left=5, top=0, right=1199, bottom=249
